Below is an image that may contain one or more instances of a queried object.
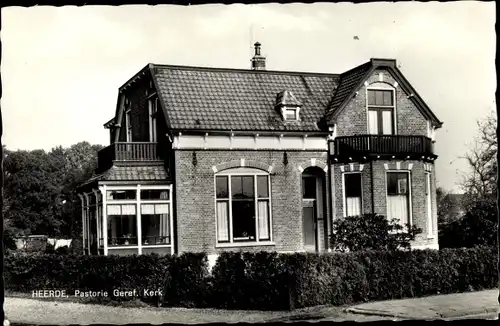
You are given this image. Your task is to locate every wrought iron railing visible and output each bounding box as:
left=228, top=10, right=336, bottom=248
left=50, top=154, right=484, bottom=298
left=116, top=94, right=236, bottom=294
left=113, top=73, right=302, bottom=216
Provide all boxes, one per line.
left=331, top=135, right=434, bottom=157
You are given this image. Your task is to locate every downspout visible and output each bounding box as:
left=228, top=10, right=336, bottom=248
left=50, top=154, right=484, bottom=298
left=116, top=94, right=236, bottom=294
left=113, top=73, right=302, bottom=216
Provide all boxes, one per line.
left=327, top=141, right=334, bottom=251
left=370, top=160, right=375, bottom=214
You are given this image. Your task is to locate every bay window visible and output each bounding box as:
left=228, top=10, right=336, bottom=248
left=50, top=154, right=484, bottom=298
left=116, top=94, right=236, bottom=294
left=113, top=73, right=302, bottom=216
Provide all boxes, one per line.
left=367, top=89, right=395, bottom=135
left=386, top=172, right=411, bottom=225
left=344, top=173, right=362, bottom=217
left=107, top=204, right=137, bottom=245
left=215, top=169, right=271, bottom=244
left=141, top=203, right=170, bottom=245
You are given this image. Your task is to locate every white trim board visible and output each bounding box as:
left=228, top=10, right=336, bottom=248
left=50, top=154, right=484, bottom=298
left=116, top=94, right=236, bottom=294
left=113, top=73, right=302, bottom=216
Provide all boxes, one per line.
left=173, top=134, right=328, bottom=150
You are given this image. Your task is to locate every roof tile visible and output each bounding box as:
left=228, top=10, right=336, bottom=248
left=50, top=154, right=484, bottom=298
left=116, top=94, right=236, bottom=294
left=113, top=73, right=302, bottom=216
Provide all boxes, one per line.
left=152, top=66, right=339, bottom=132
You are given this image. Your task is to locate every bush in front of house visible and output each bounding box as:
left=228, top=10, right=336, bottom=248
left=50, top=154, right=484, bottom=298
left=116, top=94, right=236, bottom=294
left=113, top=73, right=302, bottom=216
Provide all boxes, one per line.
left=210, top=251, right=290, bottom=310
left=208, top=246, right=497, bottom=310
left=162, top=252, right=212, bottom=308
left=4, top=252, right=209, bottom=306
left=330, top=214, right=422, bottom=252
left=4, top=246, right=497, bottom=310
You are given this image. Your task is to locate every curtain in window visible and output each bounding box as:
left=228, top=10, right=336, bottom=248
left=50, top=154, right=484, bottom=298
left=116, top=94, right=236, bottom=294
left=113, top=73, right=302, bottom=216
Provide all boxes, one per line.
left=368, top=110, right=378, bottom=134
left=217, top=201, right=229, bottom=242
left=387, top=195, right=409, bottom=224
left=346, top=197, right=362, bottom=216
left=257, top=201, right=270, bottom=240
left=382, top=111, right=393, bottom=135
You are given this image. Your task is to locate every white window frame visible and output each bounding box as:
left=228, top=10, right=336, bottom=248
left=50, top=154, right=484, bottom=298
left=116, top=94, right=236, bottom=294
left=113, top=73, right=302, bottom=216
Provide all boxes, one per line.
left=385, top=170, right=412, bottom=227
left=283, top=107, right=300, bottom=121
left=342, top=172, right=363, bottom=217
left=125, top=109, right=132, bottom=142
left=366, top=87, right=397, bottom=135
left=100, top=184, right=174, bottom=256
left=148, top=98, right=158, bottom=142
left=214, top=168, right=273, bottom=247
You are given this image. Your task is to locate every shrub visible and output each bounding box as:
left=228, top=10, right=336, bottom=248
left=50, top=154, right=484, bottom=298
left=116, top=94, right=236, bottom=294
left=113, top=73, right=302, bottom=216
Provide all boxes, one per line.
left=208, top=247, right=497, bottom=310
left=4, top=247, right=497, bottom=311
left=330, top=214, right=422, bottom=252
left=4, top=252, right=208, bottom=306
left=162, top=253, right=211, bottom=308
left=439, top=213, right=497, bottom=248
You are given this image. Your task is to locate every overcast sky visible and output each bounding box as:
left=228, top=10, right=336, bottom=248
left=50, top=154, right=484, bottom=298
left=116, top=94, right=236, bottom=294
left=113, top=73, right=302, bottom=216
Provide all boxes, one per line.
left=1, top=2, right=496, bottom=193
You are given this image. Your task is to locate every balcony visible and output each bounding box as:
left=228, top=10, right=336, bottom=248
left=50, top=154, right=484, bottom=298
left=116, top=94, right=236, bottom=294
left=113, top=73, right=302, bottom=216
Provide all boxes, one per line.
left=329, top=135, right=436, bottom=163
left=97, top=142, right=162, bottom=173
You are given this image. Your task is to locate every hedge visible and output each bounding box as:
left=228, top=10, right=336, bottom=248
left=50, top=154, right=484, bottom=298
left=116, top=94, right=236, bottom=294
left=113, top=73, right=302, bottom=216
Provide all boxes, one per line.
left=4, top=246, right=497, bottom=310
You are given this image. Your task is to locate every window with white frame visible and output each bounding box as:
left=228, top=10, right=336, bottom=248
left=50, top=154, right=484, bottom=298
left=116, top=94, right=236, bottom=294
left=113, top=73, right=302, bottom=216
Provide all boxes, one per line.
left=344, top=173, right=362, bottom=217
left=105, top=187, right=171, bottom=247
left=125, top=109, right=132, bottom=142
left=367, top=89, right=395, bottom=135
left=107, top=204, right=137, bottom=246
left=283, top=107, right=299, bottom=121
left=386, top=172, right=411, bottom=225
left=149, top=98, right=158, bottom=142
left=215, top=169, right=271, bottom=243
left=140, top=189, right=170, bottom=245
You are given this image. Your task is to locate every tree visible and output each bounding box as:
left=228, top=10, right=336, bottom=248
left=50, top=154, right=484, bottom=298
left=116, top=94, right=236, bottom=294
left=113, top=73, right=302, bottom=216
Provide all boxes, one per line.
left=2, top=142, right=104, bottom=245
left=330, top=214, right=422, bottom=252
left=460, top=110, right=497, bottom=224
left=436, top=187, right=463, bottom=224
left=439, top=111, right=497, bottom=248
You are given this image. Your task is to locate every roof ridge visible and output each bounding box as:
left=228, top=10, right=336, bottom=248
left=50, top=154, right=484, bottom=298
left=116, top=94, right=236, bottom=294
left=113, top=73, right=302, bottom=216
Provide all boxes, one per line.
left=150, top=63, right=340, bottom=77
left=338, top=61, right=372, bottom=77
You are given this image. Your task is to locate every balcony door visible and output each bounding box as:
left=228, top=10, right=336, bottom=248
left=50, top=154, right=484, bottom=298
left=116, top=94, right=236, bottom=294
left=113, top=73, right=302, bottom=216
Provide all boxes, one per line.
left=302, top=167, right=326, bottom=252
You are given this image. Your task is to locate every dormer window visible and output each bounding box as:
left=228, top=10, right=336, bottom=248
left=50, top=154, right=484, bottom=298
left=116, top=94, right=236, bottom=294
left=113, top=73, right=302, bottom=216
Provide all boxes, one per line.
left=275, top=90, right=302, bottom=122
left=284, top=107, right=299, bottom=121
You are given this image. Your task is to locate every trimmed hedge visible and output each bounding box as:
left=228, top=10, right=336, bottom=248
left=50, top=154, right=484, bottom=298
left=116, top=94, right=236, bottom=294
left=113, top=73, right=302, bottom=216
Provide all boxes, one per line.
left=4, top=246, right=497, bottom=310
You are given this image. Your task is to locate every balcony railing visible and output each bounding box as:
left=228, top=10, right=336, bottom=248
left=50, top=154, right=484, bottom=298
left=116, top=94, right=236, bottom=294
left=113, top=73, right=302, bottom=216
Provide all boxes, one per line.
left=97, top=142, right=161, bottom=172
left=330, top=135, right=435, bottom=159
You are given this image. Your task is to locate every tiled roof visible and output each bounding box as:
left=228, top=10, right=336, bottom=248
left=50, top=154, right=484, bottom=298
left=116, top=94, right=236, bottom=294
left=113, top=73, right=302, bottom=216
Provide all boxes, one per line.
left=152, top=66, right=339, bottom=132
left=81, top=165, right=168, bottom=187
left=325, top=61, right=372, bottom=120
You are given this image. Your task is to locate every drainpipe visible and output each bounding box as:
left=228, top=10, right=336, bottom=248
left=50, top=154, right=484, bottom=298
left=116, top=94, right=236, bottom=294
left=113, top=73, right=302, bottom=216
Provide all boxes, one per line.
left=327, top=141, right=334, bottom=251
left=370, top=160, right=375, bottom=214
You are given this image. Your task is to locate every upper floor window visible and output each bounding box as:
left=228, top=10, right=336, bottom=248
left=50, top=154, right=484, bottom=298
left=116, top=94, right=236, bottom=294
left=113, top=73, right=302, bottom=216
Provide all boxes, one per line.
left=125, top=109, right=132, bottom=142
left=149, top=98, right=158, bottom=142
left=367, top=89, right=395, bottom=135
left=283, top=107, right=299, bottom=121
left=215, top=168, right=271, bottom=244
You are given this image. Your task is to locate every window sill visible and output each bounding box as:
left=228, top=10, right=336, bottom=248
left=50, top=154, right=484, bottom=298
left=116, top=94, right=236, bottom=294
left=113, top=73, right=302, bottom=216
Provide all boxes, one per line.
left=142, top=244, right=172, bottom=248
left=216, top=241, right=275, bottom=248
left=427, top=234, right=435, bottom=239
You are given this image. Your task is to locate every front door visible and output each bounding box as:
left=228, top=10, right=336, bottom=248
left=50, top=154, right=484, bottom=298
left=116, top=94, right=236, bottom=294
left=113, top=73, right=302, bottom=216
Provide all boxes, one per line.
left=302, top=175, right=318, bottom=252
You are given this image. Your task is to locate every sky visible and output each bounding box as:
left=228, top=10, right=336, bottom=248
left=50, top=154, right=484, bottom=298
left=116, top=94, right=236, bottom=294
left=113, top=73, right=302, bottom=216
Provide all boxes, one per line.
left=1, top=2, right=496, bottom=193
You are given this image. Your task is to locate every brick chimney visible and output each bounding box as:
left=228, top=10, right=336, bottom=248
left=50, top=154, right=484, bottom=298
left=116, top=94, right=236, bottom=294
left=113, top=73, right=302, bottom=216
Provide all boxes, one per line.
left=251, top=42, right=266, bottom=70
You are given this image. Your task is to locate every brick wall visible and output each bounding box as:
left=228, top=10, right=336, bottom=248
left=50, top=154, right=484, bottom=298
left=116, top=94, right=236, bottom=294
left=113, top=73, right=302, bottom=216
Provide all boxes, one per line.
left=335, top=68, right=428, bottom=137
left=331, top=159, right=438, bottom=249
left=173, top=150, right=330, bottom=254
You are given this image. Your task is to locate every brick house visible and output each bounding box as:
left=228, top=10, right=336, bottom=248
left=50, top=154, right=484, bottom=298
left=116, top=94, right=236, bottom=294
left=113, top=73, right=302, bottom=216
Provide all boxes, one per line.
left=77, top=43, right=442, bottom=257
